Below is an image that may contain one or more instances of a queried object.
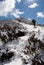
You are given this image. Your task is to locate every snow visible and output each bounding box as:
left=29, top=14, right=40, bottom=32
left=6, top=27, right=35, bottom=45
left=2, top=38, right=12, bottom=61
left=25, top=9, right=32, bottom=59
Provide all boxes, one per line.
left=4, top=58, right=22, bottom=65
left=0, top=39, right=3, bottom=46
left=0, top=20, right=44, bottom=65
left=1, top=31, right=7, bottom=36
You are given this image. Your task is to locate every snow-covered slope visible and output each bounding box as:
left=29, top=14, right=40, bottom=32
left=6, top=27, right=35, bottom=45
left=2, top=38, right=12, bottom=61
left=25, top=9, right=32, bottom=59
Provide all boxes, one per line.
left=0, top=19, right=44, bottom=65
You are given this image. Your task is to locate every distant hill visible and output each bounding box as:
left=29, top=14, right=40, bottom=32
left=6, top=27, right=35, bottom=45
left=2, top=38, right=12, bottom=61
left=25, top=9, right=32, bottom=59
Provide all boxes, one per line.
left=0, top=18, right=44, bottom=26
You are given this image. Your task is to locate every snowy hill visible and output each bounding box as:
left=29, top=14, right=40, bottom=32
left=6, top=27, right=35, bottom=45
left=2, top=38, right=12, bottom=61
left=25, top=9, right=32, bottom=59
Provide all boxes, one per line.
left=0, top=18, right=44, bottom=65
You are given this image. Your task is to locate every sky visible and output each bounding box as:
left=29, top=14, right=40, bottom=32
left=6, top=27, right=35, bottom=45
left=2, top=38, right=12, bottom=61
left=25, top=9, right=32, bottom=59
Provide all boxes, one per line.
left=0, top=0, right=44, bottom=24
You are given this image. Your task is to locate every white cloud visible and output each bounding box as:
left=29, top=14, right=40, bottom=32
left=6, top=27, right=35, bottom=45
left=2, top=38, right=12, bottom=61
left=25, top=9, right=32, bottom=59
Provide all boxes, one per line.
left=28, top=3, right=38, bottom=8
left=11, top=9, right=24, bottom=18
left=27, top=0, right=37, bottom=4
left=0, top=0, right=22, bottom=16
left=27, top=18, right=31, bottom=20
left=16, top=0, right=21, bottom=3
left=27, top=0, right=35, bottom=3
left=0, top=0, right=16, bottom=16
left=37, top=12, right=44, bottom=18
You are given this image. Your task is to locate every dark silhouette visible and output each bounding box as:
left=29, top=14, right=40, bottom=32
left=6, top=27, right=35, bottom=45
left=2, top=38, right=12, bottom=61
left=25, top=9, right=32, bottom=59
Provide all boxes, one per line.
left=32, top=19, right=36, bottom=27
left=15, top=30, right=25, bottom=38
left=0, top=51, right=14, bottom=62
left=1, top=34, right=7, bottom=43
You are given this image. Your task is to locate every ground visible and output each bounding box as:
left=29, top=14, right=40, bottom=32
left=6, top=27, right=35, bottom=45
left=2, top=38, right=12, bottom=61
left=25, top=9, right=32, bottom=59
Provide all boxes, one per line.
left=0, top=20, right=44, bottom=65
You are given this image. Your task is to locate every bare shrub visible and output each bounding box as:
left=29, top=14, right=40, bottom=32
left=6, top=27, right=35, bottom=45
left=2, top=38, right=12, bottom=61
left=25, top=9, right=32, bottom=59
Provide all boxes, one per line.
left=0, top=51, right=14, bottom=62
left=1, top=34, right=7, bottom=43
left=32, top=54, right=44, bottom=65
left=15, top=30, right=26, bottom=38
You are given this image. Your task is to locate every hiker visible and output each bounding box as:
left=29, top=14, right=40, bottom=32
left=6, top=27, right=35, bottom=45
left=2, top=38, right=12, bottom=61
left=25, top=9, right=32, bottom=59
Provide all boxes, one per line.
left=32, top=19, right=36, bottom=27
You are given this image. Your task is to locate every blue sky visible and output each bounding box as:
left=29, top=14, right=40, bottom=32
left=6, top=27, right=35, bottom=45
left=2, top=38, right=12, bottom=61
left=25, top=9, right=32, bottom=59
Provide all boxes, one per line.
left=0, top=0, right=44, bottom=24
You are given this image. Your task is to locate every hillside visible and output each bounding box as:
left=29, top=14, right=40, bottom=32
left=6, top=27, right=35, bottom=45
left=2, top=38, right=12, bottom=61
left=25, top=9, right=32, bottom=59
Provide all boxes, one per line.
left=0, top=18, right=44, bottom=65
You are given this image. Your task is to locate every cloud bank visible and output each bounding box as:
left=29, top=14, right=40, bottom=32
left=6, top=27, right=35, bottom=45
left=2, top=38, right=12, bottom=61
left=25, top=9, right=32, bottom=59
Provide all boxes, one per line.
left=0, top=0, right=23, bottom=18
left=0, top=0, right=16, bottom=16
